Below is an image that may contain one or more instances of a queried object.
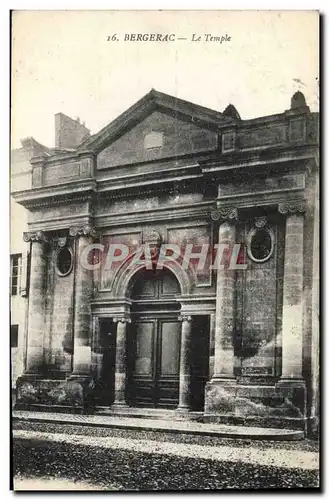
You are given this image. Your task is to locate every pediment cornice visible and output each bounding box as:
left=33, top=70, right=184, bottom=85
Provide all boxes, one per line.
left=77, top=89, right=234, bottom=154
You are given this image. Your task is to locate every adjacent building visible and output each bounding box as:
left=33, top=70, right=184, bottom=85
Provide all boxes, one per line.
left=12, top=90, right=319, bottom=435
left=10, top=115, right=90, bottom=386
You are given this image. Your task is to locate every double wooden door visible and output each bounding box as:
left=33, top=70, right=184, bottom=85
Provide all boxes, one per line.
left=129, top=315, right=181, bottom=408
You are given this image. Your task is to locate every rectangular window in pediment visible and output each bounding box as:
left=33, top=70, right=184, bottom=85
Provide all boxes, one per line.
left=144, top=131, right=164, bottom=150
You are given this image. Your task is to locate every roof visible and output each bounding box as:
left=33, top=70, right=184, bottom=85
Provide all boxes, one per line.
left=78, top=89, right=236, bottom=153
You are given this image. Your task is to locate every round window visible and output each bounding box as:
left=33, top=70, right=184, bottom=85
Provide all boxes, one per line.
left=55, top=247, right=73, bottom=276
left=247, top=228, right=274, bottom=263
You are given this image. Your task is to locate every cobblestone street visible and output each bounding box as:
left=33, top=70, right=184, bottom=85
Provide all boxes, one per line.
left=12, top=421, right=320, bottom=491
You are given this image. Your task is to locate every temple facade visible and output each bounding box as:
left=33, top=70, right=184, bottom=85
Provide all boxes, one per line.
left=13, top=90, right=319, bottom=435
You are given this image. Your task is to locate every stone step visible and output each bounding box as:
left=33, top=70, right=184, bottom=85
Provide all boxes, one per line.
left=94, top=406, right=203, bottom=421
left=12, top=410, right=304, bottom=441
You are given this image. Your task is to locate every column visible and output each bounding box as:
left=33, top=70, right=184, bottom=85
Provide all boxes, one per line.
left=278, top=202, right=306, bottom=382
left=70, top=225, right=96, bottom=377
left=91, top=316, right=102, bottom=381
left=113, top=318, right=129, bottom=406
left=310, top=173, right=320, bottom=434
left=23, top=231, right=48, bottom=374
left=209, top=313, right=216, bottom=379
left=177, top=315, right=192, bottom=412
left=211, top=208, right=238, bottom=381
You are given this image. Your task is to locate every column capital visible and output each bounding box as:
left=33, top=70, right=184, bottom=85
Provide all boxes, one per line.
left=23, top=230, right=48, bottom=243
left=113, top=317, right=131, bottom=324
left=69, top=224, right=97, bottom=238
left=278, top=201, right=306, bottom=215
left=211, top=207, right=238, bottom=222
left=178, top=315, right=192, bottom=323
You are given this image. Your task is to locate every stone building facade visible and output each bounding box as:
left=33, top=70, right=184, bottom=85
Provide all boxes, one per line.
left=13, top=90, right=319, bottom=434
left=11, top=138, right=50, bottom=387
left=11, top=116, right=90, bottom=388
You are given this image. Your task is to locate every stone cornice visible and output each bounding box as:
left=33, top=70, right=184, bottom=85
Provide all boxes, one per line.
left=26, top=216, right=93, bottom=234
left=202, top=147, right=318, bottom=177
left=78, top=89, right=231, bottom=153
left=30, top=149, right=95, bottom=166
left=12, top=179, right=97, bottom=209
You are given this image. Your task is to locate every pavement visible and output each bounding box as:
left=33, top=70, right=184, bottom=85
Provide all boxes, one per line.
left=12, top=410, right=304, bottom=440
left=12, top=414, right=320, bottom=490
left=13, top=428, right=319, bottom=470
left=14, top=477, right=105, bottom=491
left=12, top=425, right=320, bottom=490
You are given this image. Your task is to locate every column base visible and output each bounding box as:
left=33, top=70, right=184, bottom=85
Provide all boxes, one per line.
left=204, top=377, right=307, bottom=430
left=209, top=375, right=236, bottom=384
left=176, top=405, right=191, bottom=413
left=277, top=377, right=306, bottom=388
left=18, top=372, right=44, bottom=380
left=111, top=401, right=129, bottom=409
left=14, top=372, right=97, bottom=411
left=175, top=406, right=195, bottom=421
left=204, top=377, right=237, bottom=415
left=69, top=373, right=92, bottom=380
left=275, top=377, right=306, bottom=421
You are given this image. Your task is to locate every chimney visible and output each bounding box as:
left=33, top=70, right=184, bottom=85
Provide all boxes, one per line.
left=55, top=113, right=90, bottom=149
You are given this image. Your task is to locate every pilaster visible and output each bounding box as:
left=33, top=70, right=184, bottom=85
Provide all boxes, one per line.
left=69, top=224, right=97, bottom=378
left=22, top=231, right=48, bottom=375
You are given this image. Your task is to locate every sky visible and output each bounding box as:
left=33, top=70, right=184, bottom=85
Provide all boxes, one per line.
left=11, top=10, right=319, bottom=149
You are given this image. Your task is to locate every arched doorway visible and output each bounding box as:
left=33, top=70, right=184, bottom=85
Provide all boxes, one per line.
left=127, top=268, right=182, bottom=408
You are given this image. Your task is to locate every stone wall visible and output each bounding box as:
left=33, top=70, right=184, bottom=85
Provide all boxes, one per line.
left=99, top=221, right=214, bottom=293
left=44, top=245, right=75, bottom=375
left=97, top=110, right=218, bottom=169
left=235, top=221, right=283, bottom=377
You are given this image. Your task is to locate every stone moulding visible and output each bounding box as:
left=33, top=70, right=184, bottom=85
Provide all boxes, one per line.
left=142, top=229, right=163, bottom=247
left=278, top=201, right=307, bottom=215
left=254, top=216, right=267, bottom=228
left=55, top=246, right=74, bottom=277
left=23, top=230, right=48, bottom=243
left=69, top=224, right=97, bottom=238
left=246, top=226, right=275, bottom=264
left=12, top=179, right=97, bottom=210
left=210, top=207, right=238, bottom=222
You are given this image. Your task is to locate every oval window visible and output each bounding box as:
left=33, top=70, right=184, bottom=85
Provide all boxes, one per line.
left=247, top=228, right=274, bottom=263
left=55, top=247, right=73, bottom=276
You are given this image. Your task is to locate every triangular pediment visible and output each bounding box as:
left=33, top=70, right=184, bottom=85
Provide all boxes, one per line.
left=78, top=90, right=235, bottom=168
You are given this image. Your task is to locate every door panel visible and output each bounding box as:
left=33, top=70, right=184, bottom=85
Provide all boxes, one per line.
left=131, top=317, right=180, bottom=408
left=160, top=321, right=180, bottom=376
left=130, top=270, right=182, bottom=408
left=158, top=319, right=180, bottom=407
left=190, top=316, right=210, bottom=410
left=94, top=318, right=116, bottom=406
left=134, top=322, right=154, bottom=376
left=132, top=320, right=156, bottom=406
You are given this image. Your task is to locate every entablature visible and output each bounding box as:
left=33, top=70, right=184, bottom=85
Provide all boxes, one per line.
left=12, top=178, right=97, bottom=210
